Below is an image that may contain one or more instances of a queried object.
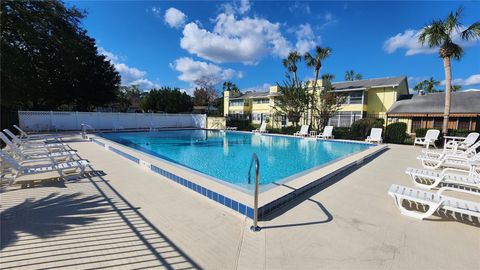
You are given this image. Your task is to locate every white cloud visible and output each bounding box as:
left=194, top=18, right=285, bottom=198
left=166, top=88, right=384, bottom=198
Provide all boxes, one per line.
left=170, top=57, right=242, bottom=85
left=99, top=47, right=159, bottom=90
left=164, top=8, right=187, bottom=29
left=180, top=13, right=293, bottom=64
left=441, top=74, right=480, bottom=86
left=238, top=0, right=251, bottom=14
left=384, top=27, right=480, bottom=56
left=295, top=23, right=317, bottom=54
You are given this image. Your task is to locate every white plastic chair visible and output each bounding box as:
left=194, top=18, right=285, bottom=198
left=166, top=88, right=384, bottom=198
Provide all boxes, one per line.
left=388, top=184, right=480, bottom=220
left=417, top=152, right=480, bottom=171
left=0, top=150, right=89, bottom=187
left=405, top=167, right=480, bottom=189
left=365, top=128, right=383, bottom=144
left=445, top=132, right=480, bottom=151
left=414, top=129, right=440, bottom=149
left=316, top=126, right=334, bottom=139
left=252, top=122, right=268, bottom=134
left=294, top=125, right=309, bottom=137
left=13, top=124, right=60, bottom=141
left=3, top=129, right=67, bottom=151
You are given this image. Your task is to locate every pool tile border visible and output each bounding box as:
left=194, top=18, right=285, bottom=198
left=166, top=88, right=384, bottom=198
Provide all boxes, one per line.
left=91, top=137, right=254, bottom=218
left=90, top=135, right=386, bottom=220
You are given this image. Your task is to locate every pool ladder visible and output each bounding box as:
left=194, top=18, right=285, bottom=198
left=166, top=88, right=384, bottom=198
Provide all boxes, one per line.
left=248, top=153, right=261, bottom=232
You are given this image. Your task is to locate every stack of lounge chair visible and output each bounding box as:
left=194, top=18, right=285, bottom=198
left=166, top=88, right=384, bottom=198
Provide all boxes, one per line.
left=388, top=131, right=480, bottom=221
left=0, top=126, right=89, bottom=189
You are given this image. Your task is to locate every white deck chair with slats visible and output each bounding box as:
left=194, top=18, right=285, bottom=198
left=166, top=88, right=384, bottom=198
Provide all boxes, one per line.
left=3, top=129, right=67, bottom=151
left=366, top=128, right=383, bottom=144
left=317, top=126, right=334, bottom=139
left=414, top=129, right=440, bottom=149
left=252, top=122, right=268, bottom=134
left=417, top=151, right=480, bottom=170
left=13, top=124, right=61, bottom=141
left=294, top=125, right=309, bottom=137
left=0, top=133, right=76, bottom=163
left=0, top=150, right=89, bottom=187
left=405, top=167, right=480, bottom=189
left=421, top=140, right=480, bottom=159
left=445, top=132, right=480, bottom=151
left=388, top=184, right=480, bottom=220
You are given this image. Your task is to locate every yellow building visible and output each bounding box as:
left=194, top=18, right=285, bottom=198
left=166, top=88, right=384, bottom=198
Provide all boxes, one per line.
left=224, top=76, right=409, bottom=127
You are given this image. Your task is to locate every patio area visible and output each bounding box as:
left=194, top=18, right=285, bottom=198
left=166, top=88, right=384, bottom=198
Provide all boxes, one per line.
left=1, top=135, right=479, bottom=269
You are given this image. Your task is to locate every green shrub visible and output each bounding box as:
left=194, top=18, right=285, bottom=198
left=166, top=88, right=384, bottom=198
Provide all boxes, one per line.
left=350, top=118, right=384, bottom=139
left=415, top=128, right=427, bottom=138
left=226, top=119, right=253, bottom=131
left=332, top=127, right=352, bottom=139
left=385, top=122, right=407, bottom=144
left=448, top=129, right=471, bottom=137
left=415, top=128, right=443, bottom=138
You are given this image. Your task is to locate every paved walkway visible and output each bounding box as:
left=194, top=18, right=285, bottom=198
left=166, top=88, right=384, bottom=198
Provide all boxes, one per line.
left=1, top=136, right=479, bottom=269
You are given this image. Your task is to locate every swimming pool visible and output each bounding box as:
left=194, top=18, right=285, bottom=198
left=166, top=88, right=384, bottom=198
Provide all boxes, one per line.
left=100, top=130, right=372, bottom=189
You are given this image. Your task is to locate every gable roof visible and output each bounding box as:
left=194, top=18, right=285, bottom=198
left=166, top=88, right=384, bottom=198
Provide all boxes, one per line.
left=331, top=76, right=406, bottom=91
left=387, top=91, right=480, bottom=115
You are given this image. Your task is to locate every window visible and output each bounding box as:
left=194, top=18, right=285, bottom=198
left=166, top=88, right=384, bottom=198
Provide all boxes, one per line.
left=252, top=98, right=269, bottom=104
left=411, top=118, right=422, bottom=133
left=457, top=118, right=470, bottom=130
left=342, top=91, right=363, bottom=104
left=433, top=117, right=443, bottom=130
left=229, top=100, right=245, bottom=106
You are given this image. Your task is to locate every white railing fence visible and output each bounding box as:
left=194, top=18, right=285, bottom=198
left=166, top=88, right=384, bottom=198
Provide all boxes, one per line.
left=18, top=111, right=206, bottom=131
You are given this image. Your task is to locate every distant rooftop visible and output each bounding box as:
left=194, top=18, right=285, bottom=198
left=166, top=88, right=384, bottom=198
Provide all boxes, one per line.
left=331, top=76, right=407, bottom=91
left=387, top=91, right=480, bottom=115
left=230, top=76, right=408, bottom=99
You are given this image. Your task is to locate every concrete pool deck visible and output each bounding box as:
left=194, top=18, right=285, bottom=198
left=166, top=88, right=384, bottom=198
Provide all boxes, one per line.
left=1, top=134, right=479, bottom=269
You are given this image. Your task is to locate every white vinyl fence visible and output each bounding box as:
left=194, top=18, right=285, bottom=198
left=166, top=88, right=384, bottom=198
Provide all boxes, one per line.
left=18, top=111, right=206, bottom=131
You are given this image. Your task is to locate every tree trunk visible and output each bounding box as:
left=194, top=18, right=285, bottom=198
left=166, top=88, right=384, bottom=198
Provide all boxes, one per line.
left=310, top=70, right=319, bottom=127
left=293, top=72, right=298, bottom=86
left=442, top=57, right=452, bottom=135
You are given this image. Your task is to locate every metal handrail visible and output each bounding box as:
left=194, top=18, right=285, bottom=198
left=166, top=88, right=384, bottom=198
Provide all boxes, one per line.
left=248, top=153, right=261, bottom=232
left=81, top=123, right=96, bottom=139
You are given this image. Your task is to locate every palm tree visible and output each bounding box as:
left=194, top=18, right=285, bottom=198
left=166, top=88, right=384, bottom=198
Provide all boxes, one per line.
left=321, top=73, right=335, bottom=82
left=418, top=8, right=480, bottom=134
left=282, top=51, right=302, bottom=84
left=345, top=70, right=362, bottom=81
left=452, top=85, right=462, bottom=92
left=304, top=46, right=332, bottom=125
left=424, top=77, right=440, bottom=93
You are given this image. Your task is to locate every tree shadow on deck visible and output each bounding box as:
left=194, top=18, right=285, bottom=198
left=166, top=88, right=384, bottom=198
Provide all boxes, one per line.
left=1, top=164, right=203, bottom=269
left=1, top=192, right=109, bottom=249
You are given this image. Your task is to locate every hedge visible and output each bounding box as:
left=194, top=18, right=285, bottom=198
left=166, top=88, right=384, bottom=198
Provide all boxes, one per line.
left=350, top=118, right=384, bottom=139
left=385, top=122, right=407, bottom=144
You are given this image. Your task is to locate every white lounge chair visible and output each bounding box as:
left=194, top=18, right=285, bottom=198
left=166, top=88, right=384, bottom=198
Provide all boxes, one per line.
left=316, top=126, right=334, bottom=139
left=422, top=140, right=480, bottom=159
left=294, top=125, right=309, bottom=137
left=252, top=122, right=268, bottom=134
left=3, top=129, right=67, bottom=151
left=417, top=152, right=480, bottom=171
left=388, top=184, right=480, bottom=220
left=366, top=128, right=383, bottom=144
left=405, top=167, right=480, bottom=189
left=0, top=150, right=89, bottom=187
left=414, top=129, right=440, bottom=149
left=0, top=133, right=76, bottom=163
left=445, top=132, right=480, bottom=151
left=13, top=124, right=61, bottom=141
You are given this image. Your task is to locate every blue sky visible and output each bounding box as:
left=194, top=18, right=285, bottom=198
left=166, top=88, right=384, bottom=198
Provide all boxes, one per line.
left=70, top=0, right=480, bottom=94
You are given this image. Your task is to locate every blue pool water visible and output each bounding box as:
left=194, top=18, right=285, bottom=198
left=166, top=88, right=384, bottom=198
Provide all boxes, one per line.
left=100, top=130, right=371, bottom=188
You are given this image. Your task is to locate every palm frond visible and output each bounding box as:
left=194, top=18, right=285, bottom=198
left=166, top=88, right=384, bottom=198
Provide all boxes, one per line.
left=419, top=20, right=449, bottom=47
left=444, top=7, right=462, bottom=35
left=461, top=21, right=480, bottom=40
left=304, top=53, right=315, bottom=67
left=449, top=42, right=464, bottom=60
